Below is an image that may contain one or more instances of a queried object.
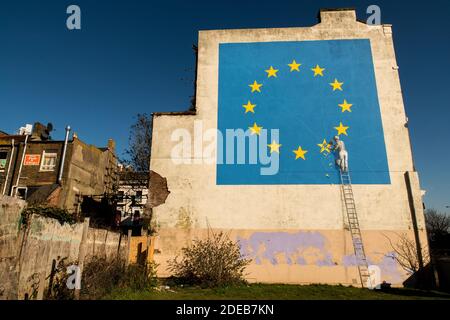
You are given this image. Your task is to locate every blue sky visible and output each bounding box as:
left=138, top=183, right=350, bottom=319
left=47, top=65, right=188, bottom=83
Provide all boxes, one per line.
left=0, top=0, right=449, bottom=211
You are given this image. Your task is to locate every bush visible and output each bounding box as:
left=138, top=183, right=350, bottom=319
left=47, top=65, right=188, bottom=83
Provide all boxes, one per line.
left=168, top=230, right=251, bottom=287
left=80, top=256, right=157, bottom=299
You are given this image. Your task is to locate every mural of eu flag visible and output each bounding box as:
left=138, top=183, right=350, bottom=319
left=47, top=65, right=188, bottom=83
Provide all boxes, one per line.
left=217, top=39, right=390, bottom=185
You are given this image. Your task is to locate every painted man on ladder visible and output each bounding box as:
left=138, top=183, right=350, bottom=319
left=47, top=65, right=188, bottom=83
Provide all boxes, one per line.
left=331, top=135, right=348, bottom=172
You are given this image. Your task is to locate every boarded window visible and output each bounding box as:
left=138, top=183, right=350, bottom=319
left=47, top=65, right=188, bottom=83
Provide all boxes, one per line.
left=40, top=151, right=57, bottom=172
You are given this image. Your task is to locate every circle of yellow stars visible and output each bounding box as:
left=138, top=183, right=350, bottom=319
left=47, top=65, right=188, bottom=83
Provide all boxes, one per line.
left=241, top=60, right=353, bottom=164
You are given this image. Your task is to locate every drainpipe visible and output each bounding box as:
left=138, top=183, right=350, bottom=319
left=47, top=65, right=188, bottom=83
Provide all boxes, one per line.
left=11, top=134, right=29, bottom=196
left=2, top=139, right=15, bottom=195
left=58, top=126, right=71, bottom=185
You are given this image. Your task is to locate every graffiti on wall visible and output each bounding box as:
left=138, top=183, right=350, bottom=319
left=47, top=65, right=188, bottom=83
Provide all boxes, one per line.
left=238, top=231, right=403, bottom=282
left=238, top=231, right=333, bottom=266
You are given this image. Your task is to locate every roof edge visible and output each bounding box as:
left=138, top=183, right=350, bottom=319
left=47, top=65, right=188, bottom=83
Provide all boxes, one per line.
left=152, top=111, right=197, bottom=117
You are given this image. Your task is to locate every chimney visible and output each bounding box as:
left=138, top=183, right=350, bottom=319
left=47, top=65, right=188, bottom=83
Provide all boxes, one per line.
left=318, top=8, right=357, bottom=26
left=107, top=139, right=116, bottom=151
left=31, top=122, right=45, bottom=140
left=30, top=122, right=52, bottom=141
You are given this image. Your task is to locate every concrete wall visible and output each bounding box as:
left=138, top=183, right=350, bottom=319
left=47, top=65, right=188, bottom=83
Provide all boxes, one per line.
left=17, top=215, right=128, bottom=299
left=17, top=214, right=86, bottom=299
left=0, top=196, right=26, bottom=299
left=85, top=227, right=127, bottom=260
left=150, top=9, right=429, bottom=286
left=60, top=137, right=117, bottom=212
left=0, top=195, right=129, bottom=300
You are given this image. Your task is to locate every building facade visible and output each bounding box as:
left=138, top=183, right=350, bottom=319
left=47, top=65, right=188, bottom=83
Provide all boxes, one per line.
left=117, top=167, right=149, bottom=221
left=0, top=123, right=117, bottom=213
left=149, top=9, right=429, bottom=286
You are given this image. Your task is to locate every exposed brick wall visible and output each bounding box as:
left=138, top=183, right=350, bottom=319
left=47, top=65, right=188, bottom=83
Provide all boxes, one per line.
left=148, top=170, right=170, bottom=208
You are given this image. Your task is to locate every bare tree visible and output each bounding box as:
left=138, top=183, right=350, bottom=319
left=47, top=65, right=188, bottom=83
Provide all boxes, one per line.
left=124, top=113, right=152, bottom=172
left=425, top=209, right=450, bottom=241
left=384, top=233, right=429, bottom=274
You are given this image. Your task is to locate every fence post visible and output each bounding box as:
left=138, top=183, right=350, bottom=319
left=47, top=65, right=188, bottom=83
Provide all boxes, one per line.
left=74, top=218, right=89, bottom=300
left=146, top=231, right=151, bottom=264
left=45, top=259, right=57, bottom=299
left=16, top=213, right=33, bottom=300
left=125, top=229, right=132, bottom=267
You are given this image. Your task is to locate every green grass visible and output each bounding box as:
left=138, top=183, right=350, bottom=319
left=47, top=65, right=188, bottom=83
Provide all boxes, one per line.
left=104, top=283, right=450, bottom=300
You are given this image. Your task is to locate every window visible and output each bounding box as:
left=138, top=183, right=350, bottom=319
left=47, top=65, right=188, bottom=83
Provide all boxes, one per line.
left=0, top=151, right=7, bottom=171
left=40, top=151, right=57, bottom=172
left=16, top=187, right=27, bottom=200
left=117, top=191, right=124, bottom=202
left=135, top=190, right=142, bottom=202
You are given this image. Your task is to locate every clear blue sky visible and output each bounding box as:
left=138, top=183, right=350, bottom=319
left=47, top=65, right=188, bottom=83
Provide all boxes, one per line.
left=0, top=0, right=449, bottom=212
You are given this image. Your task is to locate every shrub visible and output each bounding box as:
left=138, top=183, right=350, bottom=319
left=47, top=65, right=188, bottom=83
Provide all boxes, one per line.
left=80, top=256, right=157, bottom=299
left=168, top=230, right=251, bottom=287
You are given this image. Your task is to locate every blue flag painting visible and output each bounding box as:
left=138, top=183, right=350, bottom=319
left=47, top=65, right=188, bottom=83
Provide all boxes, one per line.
left=217, top=39, right=390, bottom=185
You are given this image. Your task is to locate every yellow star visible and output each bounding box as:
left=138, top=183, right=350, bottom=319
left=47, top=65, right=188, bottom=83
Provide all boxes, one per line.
left=317, top=139, right=331, bottom=153
left=293, top=146, right=308, bottom=160
left=288, top=60, right=301, bottom=72
left=249, top=122, right=263, bottom=135
left=249, top=80, right=263, bottom=93
left=334, top=122, right=349, bottom=136
left=330, top=79, right=344, bottom=91
left=268, top=140, right=282, bottom=153
left=242, top=101, right=256, bottom=114
left=265, top=66, right=279, bottom=78
left=338, top=99, right=353, bottom=112
left=311, top=65, right=325, bottom=77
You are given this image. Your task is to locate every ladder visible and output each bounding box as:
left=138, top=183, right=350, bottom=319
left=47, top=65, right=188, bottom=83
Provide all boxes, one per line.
left=340, top=170, right=370, bottom=288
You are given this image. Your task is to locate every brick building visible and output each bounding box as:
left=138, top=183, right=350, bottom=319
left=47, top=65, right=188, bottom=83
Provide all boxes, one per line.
left=0, top=123, right=118, bottom=213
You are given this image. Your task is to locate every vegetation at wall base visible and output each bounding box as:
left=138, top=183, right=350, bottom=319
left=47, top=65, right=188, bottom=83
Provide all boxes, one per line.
left=42, top=256, right=157, bottom=300
left=21, top=205, right=81, bottom=226
left=168, top=230, right=251, bottom=288
left=80, top=256, right=157, bottom=300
